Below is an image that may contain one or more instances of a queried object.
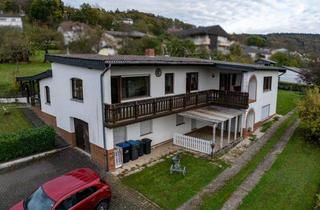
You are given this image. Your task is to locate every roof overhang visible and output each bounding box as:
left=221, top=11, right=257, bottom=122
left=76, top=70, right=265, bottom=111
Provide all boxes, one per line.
left=179, top=106, right=244, bottom=124
left=16, top=70, right=52, bottom=82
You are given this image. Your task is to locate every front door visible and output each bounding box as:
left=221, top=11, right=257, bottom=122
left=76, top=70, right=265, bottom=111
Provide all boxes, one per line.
left=111, top=76, right=121, bottom=103
left=74, top=118, right=90, bottom=153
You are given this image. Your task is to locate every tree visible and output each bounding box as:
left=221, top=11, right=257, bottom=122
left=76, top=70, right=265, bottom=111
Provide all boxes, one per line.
left=29, top=0, right=64, bottom=26
left=68, top=26, right=103, bottom=53
left=270, top=52, right=303, bottom=67
left=247, top=35, right=266, bottom=48
left=298, top=87, right=320, bottom=144
left=300, top=61, right=320, bottom=85
left=0, top=27, right=29, bottom=63
left=26, top=24, right=63, bottom=60
left=119, top=37, right=162, bottom=55
left=165, top=38, right=196, bottom=57
left=0, top=0, right=20, bottom=13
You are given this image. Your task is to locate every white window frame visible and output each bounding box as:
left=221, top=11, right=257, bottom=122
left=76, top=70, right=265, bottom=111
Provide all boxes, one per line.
left=176, top=115, right=185, bottom=126
left=140, top=120, right=153, bottom=136
left=261, top=104, right=270, bottom=120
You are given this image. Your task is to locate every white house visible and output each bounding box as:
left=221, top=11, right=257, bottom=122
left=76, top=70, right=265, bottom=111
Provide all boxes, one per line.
left=280, top=66, right=305, bottom=84
left=172, top=25, right=233, bottom=54
left=20, top=54, right=285, bottom=171
left=0, top=14, right=23, bottom=28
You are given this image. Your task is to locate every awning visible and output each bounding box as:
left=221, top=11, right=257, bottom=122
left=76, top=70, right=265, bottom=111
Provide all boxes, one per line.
left=179, top=105, right=244, bottom=124
left=16, top=70, right=52, bottom=82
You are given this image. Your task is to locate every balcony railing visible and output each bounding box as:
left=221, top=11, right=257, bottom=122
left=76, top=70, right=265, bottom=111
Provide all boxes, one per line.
left=105, top=89, right=249, bottom=128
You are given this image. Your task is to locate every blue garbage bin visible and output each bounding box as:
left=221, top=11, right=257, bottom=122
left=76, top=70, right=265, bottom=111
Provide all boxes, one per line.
left=126, top=140, right=140, bottom=160
left=116, top=142, right=131, bottom=163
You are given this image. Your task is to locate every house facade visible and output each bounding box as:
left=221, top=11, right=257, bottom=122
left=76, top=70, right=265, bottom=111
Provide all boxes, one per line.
left=172, top=25, right=233, bottom=54
left=23, top=54, right=284, bottom=171
left=0, top=14, right=23, bottom=28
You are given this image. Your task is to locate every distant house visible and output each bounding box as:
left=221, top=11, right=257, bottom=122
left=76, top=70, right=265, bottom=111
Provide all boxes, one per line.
left=280, top=66, right=306, bottom=84
left=122, top=18, right=134, bottom=25
left=58, top=21, right=91, bottom=46
left=255, top=58, right=305, bottom=84
left=101, top=30, right=147, bottom=50
left=171, top=25, right=233, bottom=54
left=244, top=46, right=272, bottom=60
left=0, top=14, right=23, bottom=29
left=255, top=58, right=277, bottom=66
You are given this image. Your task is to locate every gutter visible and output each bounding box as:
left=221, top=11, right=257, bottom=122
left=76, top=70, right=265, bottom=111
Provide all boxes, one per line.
left=100, top=63, right=111, bottom=172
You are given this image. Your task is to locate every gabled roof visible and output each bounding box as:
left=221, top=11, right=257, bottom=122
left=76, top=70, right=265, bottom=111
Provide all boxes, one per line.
left=45, top=54, right=286, bottom=72
left=16, top=70, right=52, bottom=82
left=106, top=30, right=146, bottom=38
left=172, top=25, right=228, bottom=37
left=255, top=58, right=277, bottom=64
left=284, top=66, right=305, bottom=74
left=0, top=14, right=22, bottom=18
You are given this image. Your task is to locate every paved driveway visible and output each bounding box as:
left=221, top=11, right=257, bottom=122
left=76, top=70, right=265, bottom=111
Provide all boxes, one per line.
left=0, top=148, right=159, bottom=210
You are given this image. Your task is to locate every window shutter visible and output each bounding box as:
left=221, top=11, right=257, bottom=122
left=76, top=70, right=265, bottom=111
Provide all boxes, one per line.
left=140, top=120, right=152, bottom=136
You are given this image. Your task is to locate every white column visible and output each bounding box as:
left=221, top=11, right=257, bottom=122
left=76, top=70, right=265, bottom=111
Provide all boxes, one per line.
left=240, top=114, right=244, bottom=138
left=212, top=124, right=217, bottom=152
left=220, top=121, right=224, bottom=148
left=227, top=118, right=231, bottom=144
left=212, top=124, right=216, bottom=144
left=234, top=115, right=238, bottom=140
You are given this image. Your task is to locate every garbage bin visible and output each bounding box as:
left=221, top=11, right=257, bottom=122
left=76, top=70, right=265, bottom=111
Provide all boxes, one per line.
left=126, top=140, right=139, bottom=160
left=116, top=142, right=131, bottom=163
left=141, top=138, right=152, bottom=154
left=136, top=140, right=144, bottom=156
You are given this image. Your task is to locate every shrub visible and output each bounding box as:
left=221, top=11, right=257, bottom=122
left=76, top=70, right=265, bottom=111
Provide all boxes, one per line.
left=298, top=87, right=320, bottom=144
left=278, top=81, right=307, bottom=92
left=0, top=126, right=55, bottom=162
left=315, top=193, right=320, bottom=210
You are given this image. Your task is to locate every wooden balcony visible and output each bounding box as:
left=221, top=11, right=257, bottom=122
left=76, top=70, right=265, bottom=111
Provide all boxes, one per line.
left=104, top=89, right=249, bottom=128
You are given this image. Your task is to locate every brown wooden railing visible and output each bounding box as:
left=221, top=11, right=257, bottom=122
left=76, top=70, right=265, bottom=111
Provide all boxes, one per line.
left=105, top=89, right=248, bottom=128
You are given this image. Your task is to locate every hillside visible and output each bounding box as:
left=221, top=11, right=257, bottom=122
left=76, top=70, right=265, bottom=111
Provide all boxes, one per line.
left=232, top=33, right=320, bottom=56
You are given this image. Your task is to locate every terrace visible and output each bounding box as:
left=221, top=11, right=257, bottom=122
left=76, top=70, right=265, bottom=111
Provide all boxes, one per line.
left=104, top=89, right=249, bottom=128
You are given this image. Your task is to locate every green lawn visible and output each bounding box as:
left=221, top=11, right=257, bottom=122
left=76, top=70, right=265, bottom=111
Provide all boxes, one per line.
left=239, top=126, right=320, bottom=210
left=199, top=112, right=298, bottom=210
left=122, top=153, right=228, bottom=210
left=0, top=104, right=33, bottom=133
left=277, top=90, right=302, bottom=115
left=0, top=50, right=60, bottom=97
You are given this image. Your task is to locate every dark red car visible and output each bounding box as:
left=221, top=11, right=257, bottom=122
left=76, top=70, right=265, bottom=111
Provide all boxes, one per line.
left=10, top=168, right=112, bottom=210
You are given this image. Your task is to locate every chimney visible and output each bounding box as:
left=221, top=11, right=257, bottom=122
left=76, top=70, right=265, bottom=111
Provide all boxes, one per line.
left=145, top=48, right=155, bottom=57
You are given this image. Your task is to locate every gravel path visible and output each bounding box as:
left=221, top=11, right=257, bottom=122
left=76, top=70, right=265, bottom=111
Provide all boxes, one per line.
left=221, top=120, right=299, bottom=210
left=177, top=111, right=294, bottom=210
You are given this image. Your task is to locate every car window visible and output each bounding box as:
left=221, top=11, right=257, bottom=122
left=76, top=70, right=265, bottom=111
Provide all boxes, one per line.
left=75, top=187, right=97, bottom=203
left=56, top=196, right=77, bottom=210
left=25, top=187, right=55, bottom=210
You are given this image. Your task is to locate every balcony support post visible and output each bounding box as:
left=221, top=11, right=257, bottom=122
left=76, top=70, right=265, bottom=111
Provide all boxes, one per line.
left=227, top=118, right=231, bottom=144
left=220, top=121, right=224, bottom=149
left=234, top=115, right=238, bottom=141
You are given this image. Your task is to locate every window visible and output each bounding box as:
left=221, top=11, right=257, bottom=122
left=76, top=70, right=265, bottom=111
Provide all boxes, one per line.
left=113, top=126, right=127, bottom=144
left=263, top=76, right=272, bottom=91
left=25, top=187, right=55, bottom=210
left=122, top=76, right=150, bottom=99
left=261, top=104, right=270, bottom=120
left=56, top=187, right=97, bottom=210
left=140, top=120, right=152, bottom=136
left=186, top=72, right=198, bottom=92
left=71, top=78, right=83, bottom=100
left=45, top=86, right=50, bottom=104
left=176, top=115, right=185, bottom=126
left=165, top=73, right=174, bottom=94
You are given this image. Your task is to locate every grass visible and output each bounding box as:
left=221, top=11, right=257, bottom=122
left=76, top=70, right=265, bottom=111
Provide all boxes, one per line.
left=0, top=50, right=60, bottom=97
left=0, top=104, right=33, bottom=133
left=122, top=153, right=228, bottom=210
left=277, top=90, right=302, bottom=115
left=238, top=126, right=320, bottom=210
left=199, top=112, right=298, bottom=210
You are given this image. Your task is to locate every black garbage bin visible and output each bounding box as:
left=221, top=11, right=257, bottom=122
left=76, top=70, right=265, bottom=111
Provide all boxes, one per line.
left=127, top=140, right=139, bottom=160
left=136, top=140, right=144, bottom=156
left=116, top=142, right=131, bottom=163
left=141, top=138, right=152, bottom=154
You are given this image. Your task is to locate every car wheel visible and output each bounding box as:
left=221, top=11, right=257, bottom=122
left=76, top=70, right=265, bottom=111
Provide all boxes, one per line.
left=96, top=200, right=109, bottom=210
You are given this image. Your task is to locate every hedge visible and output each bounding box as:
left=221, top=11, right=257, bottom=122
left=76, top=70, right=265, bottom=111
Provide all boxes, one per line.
left=278, top=81, right=307, bottom=92
left=0, top=126, right=55, bottom=162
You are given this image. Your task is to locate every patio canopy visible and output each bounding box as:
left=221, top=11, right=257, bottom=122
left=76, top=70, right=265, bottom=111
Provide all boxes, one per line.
left=178, top=105, right=244, bottom=124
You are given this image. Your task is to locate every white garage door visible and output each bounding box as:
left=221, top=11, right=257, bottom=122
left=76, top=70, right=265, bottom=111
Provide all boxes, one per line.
left=261, top=105, right=270, bottom=120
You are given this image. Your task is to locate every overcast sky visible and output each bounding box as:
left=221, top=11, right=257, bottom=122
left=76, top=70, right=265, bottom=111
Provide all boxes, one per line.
left=64, top=0, right=320, bottom=34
